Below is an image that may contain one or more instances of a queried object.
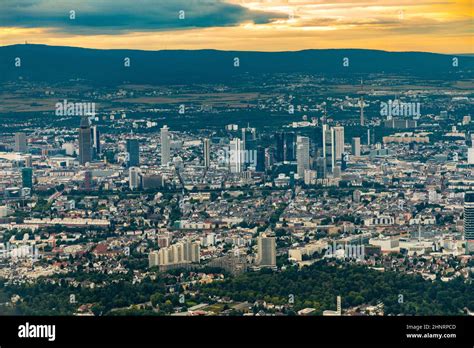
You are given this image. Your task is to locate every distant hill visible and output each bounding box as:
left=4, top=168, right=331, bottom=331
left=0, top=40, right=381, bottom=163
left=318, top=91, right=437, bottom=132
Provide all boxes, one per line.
left=0, top=44, right=472, bottom=85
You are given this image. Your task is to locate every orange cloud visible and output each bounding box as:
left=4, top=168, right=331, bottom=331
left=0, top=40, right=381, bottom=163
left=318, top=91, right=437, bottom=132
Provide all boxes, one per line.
left=0, top=0, right=472, bottom=53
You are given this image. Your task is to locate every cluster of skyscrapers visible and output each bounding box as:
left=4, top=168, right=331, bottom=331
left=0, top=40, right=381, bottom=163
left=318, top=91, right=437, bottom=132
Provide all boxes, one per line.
left=272, top=125, right=360, bottom=182
left=196, top=122, right=364, bottom=183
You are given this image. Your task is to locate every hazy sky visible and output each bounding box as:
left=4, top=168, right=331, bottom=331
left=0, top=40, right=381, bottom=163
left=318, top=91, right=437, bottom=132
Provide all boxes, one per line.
left=0, top=0, right=472, bottom=53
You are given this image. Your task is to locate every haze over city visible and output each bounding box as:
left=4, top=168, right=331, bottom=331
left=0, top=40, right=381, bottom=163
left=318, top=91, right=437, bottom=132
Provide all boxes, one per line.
left=1, top=1, right=474, bottom=346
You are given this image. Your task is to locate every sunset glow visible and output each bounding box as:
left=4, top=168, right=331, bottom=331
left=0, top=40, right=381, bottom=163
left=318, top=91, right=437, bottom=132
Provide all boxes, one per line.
left=0, top=0, right=472, bottom=53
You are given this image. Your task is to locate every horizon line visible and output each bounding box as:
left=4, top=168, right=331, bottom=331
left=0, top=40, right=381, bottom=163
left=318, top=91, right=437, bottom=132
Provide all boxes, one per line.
left=1, top=43, right=472, bottom=56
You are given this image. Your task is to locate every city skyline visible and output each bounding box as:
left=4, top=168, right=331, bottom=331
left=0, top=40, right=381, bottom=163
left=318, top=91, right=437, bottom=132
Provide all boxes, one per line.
left=1, top=1, right=473, bottom=344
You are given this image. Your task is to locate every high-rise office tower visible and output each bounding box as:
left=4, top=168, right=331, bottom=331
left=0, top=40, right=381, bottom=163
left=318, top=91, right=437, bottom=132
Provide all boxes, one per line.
left=256, top=146, right=266, bottom=172
left=275, top=132, right=285, bottom=162
left=242, top=126, right=257, bottom=151
left=256, top=232, right=276, bottom=270
left=129, top=167, right=141, bottom=190
left=316, top=157, right=327, bottom=179
left=242, top=127, right=257, bottom=170
left=284, top=132, right=296, bottom=161
left=229, top=138, right=243, bottom=173
left=367, top=128, right=374, bottom=146
left=203, top=138, right=210, bottom=169
left=21, top=167, right=33, bottom=189
left=91, top=126, right=100, bottom=157
left=126, top=139, right=140, bottom=167
left=332, top=126, right=345, bottom=163
left=14, top=132, right=27, bottom=153
left=78, top=116, right=92, bottom=165
left=160, top=125, right=171, bottom=165
left=322, top=124, right=334, bottom=173
left=464, top=192, right=474, bottom=253
left=352, top=137, right=361, bottom=156
left=296, top=136, right=310, bottom=178
left=275, top=131, right=297, bottom=162
left=265, top=148, right=274, bottom=170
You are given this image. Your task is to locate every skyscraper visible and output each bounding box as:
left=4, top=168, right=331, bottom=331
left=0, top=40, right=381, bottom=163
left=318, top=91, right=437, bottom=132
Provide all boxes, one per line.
left=78, top=116, right=92, bottom=165
left=322, top=124, right=334, bottom=173
left=229, top=138, right=243, bottom=173
left=21, top=167, right=33, bottom=189
left=367, top=128, right=374, bottom=146
left=256, top=146, right=266, bottom=172
left=242, top=126, right=257, bottom=151
left=14, top=133, right=27, bottom=153
left=316, top=157, right=327, bottom=179
left=332, top=126, right=345, bottom=163
left=203, top=138, right=210, bottom=169
left=129, top=167, right=141, bottom=190
left=284, top=132, right=296, bottom=161
left=91, top=126, right=100, bottom=157
left=256, top=232, right=276, bottom=270
left=275, top=132, right=285, bottom=162
left=296, top=136, right=310, bottom=178
left=352, top=137, right=361, bottom=156
left=126, top=139, right=140, bottom=167
left=265, top=148, right=273, bottom=170
left=160, top=125, right=171, bottom=165
left=321, top=125, right=345, bottom=174
left=464, top=192, right=474, bottom=253
left=274, top=132, right=297, bottom=163
left=242, top=127, right=257, bottom=170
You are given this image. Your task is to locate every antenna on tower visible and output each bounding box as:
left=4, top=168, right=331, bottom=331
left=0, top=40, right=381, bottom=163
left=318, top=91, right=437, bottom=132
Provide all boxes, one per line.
left=322, top=104, right=328, bottom=124
left=359, top=79, right=365, bottom=126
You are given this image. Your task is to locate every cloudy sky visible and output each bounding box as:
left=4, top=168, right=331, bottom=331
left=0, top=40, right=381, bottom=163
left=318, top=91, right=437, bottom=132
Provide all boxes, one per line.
left=0, top=0, right=472, bottom=53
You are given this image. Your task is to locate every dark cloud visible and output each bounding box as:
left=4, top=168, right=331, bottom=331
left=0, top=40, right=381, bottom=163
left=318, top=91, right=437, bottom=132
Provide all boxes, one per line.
left=0, top=0, right=282, bottom=34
